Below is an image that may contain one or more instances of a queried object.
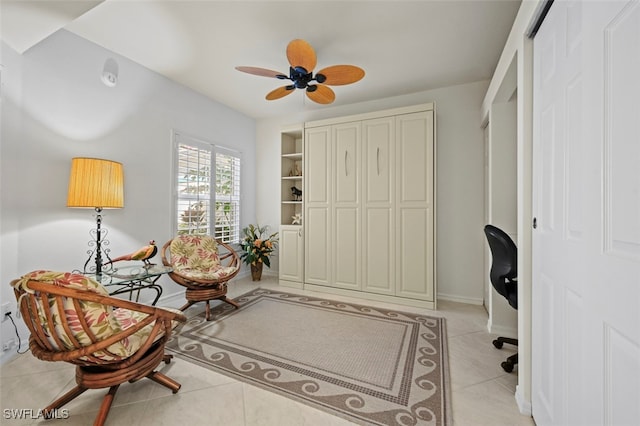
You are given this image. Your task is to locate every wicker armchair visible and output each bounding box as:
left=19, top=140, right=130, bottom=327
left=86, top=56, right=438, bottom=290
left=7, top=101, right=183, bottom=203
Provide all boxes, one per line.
left=161, top=235, right=241, bottom=321
left=11, top=271, right=186, bottom=426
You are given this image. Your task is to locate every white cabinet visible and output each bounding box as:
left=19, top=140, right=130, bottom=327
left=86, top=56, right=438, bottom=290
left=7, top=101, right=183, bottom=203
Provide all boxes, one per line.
left=279, top=127, right=304, bottom=287
left=362, top=117, right=395, bottom=295
left=332, top=123, right=361, bottom=291
left=304, top=127, right=331, bottom=286
left=304, top=104, right=436, bottom=309
left=395, top=111, right=435, bottom=301
left=279, top=225, right=304, bottom=285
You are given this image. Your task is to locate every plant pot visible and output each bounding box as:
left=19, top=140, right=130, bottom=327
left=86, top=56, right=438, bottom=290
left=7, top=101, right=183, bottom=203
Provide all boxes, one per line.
left=250, top=262, right=263, bottom=281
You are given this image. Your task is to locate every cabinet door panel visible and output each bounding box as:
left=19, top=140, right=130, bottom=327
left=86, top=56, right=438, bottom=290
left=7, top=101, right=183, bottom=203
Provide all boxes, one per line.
left=396, top=112, right=434, bottom=204
left=334, top=123, right=360, bottom=204
left=362, top=208, right=394, bottom=295
left=305, top=127, right=331, bottom=204
left=305, top=207, right=330, bottom=285
left=279, top=226, right=303, bottom=282
left=333, top=207, right=359, bottom=290
left=396, top=208, right=434, bottom=300
left=363, top=118, right=394, bottom=204
left=395, top=111, right=434, bottom=301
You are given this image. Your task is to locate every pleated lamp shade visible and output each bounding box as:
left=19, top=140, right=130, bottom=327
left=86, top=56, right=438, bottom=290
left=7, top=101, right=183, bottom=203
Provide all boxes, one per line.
left=67, top=158, right=124, bottom=209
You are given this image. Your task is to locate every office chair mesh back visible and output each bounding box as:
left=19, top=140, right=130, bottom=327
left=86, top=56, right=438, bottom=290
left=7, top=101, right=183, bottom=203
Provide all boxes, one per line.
left=484, top=224, right=518, bottom=309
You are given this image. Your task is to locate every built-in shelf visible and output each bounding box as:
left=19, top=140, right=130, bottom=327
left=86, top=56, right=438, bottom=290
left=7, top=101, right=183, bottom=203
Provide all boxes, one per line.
left=281, top=127, right=304, bottom=226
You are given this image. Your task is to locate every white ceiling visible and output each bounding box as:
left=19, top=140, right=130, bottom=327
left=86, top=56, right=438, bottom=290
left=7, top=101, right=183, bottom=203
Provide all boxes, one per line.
left=1, top=0, right=521, bottom=119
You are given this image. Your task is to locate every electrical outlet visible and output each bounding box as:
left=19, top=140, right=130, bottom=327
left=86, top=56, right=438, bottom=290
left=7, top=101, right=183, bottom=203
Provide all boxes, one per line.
left=1, top=303, right=11, bottom=322
left=2, top=338, right=17, bottom=351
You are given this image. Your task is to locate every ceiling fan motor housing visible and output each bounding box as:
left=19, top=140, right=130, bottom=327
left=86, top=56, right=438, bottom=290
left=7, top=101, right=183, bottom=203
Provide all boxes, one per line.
left=290, top=66, right=320, bottom=89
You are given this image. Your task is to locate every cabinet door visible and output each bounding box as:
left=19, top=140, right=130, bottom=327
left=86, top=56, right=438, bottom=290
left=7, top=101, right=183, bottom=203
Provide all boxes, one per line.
left=332, top=122, right=361, bottom=290
left=279, top=225, right=303, bottom=283
left=305, top=126, right=331, bottom=285
left=395, top=111, right=434, bottom=301
left=362, top=117, right=395, bottom=295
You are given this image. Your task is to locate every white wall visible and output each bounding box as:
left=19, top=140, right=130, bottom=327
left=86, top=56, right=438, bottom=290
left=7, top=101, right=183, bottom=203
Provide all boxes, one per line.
left=256, top=80, right=489, bottom=304
left=486, top=98, right=518, bottom=336
left=0, top=30, right=256, bottom=361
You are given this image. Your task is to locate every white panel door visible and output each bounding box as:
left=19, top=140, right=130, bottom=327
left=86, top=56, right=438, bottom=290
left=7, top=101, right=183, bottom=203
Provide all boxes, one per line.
left=305, top=126, right=331, bottom=285
left=279, top=225, right=303, bottom=283
left=395, top=111, right=434, bottom=301
left=362, top=117, right=395, bottom=295
left=333, top=122, right=361, bottom=290
left=532, top=1, right=640, bottom=425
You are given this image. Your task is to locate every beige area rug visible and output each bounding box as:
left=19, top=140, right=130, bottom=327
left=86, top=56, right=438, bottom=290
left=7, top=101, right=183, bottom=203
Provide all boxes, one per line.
left=166, top=289, right=451, bottom=426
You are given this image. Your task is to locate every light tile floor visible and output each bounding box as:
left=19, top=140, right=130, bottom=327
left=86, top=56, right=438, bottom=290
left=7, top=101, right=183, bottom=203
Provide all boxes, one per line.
left=0, top=275, right=535, bottom=425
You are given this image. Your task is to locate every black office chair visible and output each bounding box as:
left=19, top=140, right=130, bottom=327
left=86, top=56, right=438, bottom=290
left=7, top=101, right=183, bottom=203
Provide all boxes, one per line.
left=484, top=224, right=518, bottom=373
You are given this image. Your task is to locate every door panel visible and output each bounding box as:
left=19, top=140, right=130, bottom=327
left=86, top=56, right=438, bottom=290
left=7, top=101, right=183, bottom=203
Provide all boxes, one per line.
left=396, top=207, right=433, bottom=300
left=334, top=123, right=360, bottom=204
left=362, top=208, right=394, bottom=295
left=395, top=111, right=434, bottom=301
left=532, top=1, right=640, bottom=425
left=305, top=207, right=330, bottom=285
left=333, top=207, right=359, bottom=290
left=279, top=226, right=303, bottom=282
left=304, top=127, right=331, bottom=285
left=363, top=118, right=394, bottom=204
left=305, top=127, right=331, bottom=204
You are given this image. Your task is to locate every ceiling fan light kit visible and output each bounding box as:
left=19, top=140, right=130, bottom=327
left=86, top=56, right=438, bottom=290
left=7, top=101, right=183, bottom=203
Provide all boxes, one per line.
left=236, top=39, right=365, bottom=104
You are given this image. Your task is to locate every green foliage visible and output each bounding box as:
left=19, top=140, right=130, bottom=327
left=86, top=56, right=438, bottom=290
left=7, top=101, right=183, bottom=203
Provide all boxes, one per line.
left=239, top=224, right=279, bottom=267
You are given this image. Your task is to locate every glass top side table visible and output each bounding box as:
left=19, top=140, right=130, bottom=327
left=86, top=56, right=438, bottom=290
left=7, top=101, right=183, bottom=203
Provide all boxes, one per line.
left=88, top=264, right=172, bottom=305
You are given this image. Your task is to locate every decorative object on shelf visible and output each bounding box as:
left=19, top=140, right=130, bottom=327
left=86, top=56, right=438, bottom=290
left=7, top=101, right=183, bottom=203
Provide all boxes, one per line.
left=67, top=157, right=124, bottom=277
left=292, top=164, right=302, bottom=176
left=104, top=240, right=157, bottom=267
left=236, top=39, right=365, bottom=104
left=291, top=213, right=302, bottom=225
left=290, top=186, right=302, bottom=201
left=239, top=224, right=279, bottom=281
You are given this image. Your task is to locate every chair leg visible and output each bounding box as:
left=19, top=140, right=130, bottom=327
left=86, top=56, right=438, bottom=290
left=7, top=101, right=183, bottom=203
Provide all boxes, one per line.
left=179, top=301, right=196, bottom=312
left=147, top=371, right=182, bottom=394
left=220, top=296, right=239, bottom=309
left=93, top=385, right=120, bottom=426
left=205, top=301, right=211, bottom=321
left=43, top=385, right=88, bottom=418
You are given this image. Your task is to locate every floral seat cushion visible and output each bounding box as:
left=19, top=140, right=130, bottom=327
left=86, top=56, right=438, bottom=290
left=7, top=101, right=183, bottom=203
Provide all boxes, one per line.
left=169, top=235, right=239, bottom=282
left=14, top=270, right=179, bottom=363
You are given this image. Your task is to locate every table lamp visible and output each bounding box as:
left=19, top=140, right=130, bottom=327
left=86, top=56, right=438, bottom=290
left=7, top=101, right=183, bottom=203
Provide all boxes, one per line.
left=67, top=157, right=124, bottom=276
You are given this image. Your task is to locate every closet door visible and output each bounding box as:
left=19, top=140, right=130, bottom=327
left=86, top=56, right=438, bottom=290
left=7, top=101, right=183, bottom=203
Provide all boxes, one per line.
left=362, top=117, right=395, bottom=295
left=279, top=225, right=304, bottom=283
left=395, top=111, right=435, bottom=301
left=304, top=126, right=332, bottom=285
left=332, top=122, right=361, bottom=290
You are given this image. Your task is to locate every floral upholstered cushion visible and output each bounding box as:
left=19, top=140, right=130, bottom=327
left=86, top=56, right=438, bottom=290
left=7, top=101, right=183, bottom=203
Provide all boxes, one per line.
left=14, top=271, right=177, bottom=363
left=170, top=235, right=238, bottom=282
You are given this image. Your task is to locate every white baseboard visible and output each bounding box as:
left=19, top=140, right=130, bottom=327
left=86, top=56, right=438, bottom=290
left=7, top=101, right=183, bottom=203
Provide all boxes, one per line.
left=486, top=318, right=518, bottom=338
left=437, top=293, right=484, bottom=305
left=515, top=385, right=532, bottom=416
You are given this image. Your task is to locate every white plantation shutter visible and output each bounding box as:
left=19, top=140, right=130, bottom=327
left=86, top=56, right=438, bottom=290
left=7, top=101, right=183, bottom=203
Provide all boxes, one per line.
left=214, top=147, right=241, bottom=243
left=174, top=132, right=241, bottom=243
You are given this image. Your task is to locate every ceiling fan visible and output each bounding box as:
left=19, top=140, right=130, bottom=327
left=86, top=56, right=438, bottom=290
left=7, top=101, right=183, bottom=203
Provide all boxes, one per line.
left=236, top=39, right=365, bottom=104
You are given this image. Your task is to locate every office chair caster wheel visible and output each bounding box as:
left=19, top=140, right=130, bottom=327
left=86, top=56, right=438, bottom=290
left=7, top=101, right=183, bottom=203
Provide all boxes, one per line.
left=493, top=339, right=504, bottom=349
left=501, top=361, right=514, bottom=373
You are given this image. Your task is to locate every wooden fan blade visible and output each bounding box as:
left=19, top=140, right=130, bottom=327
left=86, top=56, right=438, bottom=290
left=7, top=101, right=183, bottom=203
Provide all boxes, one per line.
left=286, top=39, right=317, bottom=73
left=235, top=66, right=287, bottom=78
left=317, top=65, right=365, bottom=86
left=306, top=85, right=335, bottom=104
left=266, top=85, right=295, bottom=101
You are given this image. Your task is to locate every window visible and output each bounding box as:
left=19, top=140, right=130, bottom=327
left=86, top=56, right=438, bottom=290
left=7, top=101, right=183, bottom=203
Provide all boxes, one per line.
left=174, top=132, right=241, bottom=244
